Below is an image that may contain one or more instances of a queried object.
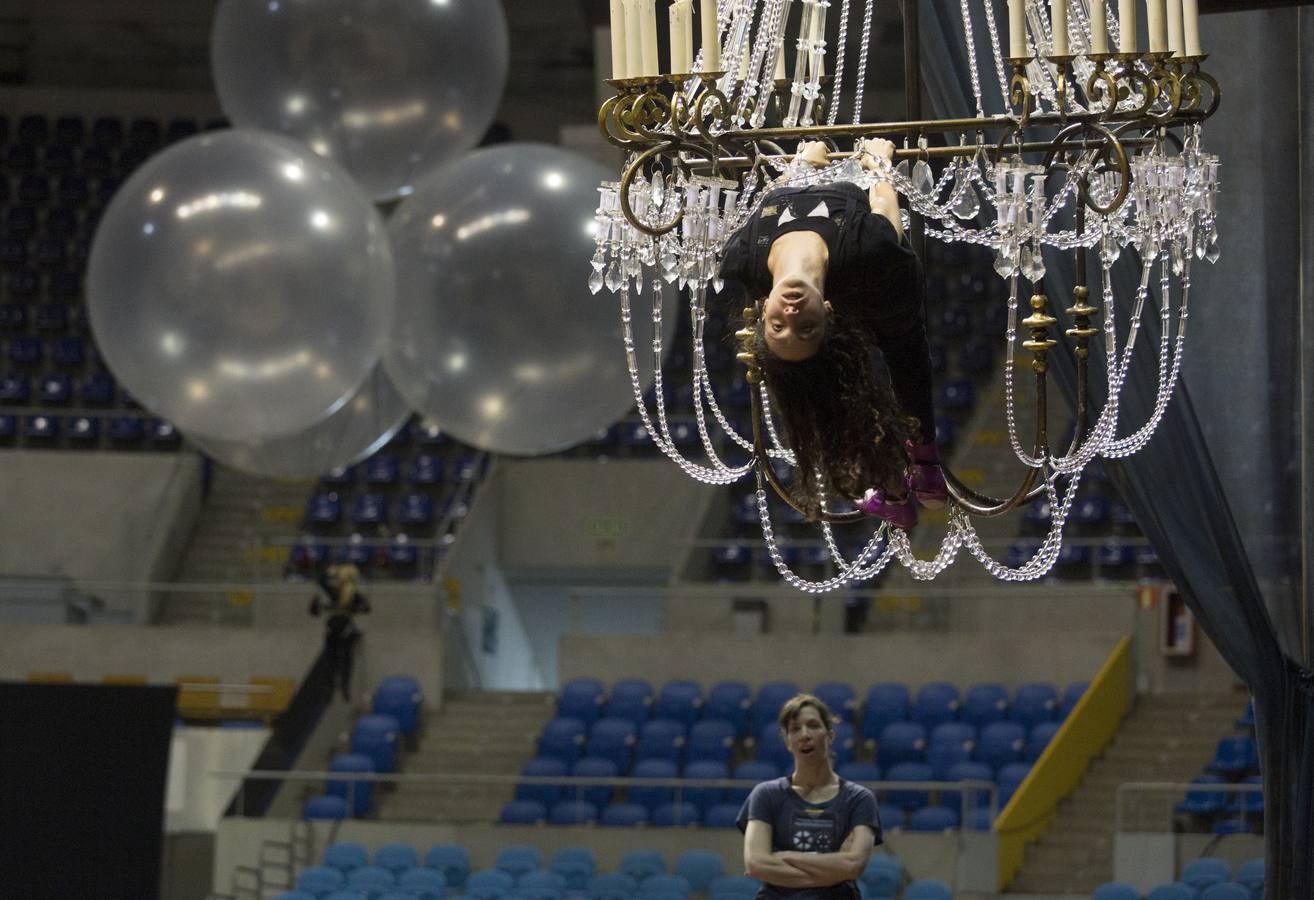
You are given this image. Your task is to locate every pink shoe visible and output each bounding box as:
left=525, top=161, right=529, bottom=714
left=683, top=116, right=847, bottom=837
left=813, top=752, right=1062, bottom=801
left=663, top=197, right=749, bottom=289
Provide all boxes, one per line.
left=857, top=483, right=918, bottom=530
left=907, top=440, right=949, bottom=509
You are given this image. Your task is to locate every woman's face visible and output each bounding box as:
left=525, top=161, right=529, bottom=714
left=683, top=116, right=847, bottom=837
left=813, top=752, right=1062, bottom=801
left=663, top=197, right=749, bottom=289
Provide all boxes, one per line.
left=784, top=703, right=833, bottom=761
left=763, top=279, right=832, bottom=361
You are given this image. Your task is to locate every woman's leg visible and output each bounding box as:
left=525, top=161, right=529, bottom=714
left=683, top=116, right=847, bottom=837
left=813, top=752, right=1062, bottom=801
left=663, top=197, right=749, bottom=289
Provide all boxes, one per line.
left=874, top=301, right=948, bottom=508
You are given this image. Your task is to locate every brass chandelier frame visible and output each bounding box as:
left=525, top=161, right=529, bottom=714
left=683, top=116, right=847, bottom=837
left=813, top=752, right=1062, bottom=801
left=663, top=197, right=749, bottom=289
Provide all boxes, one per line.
left=597, top=6, right=1220, bottom=525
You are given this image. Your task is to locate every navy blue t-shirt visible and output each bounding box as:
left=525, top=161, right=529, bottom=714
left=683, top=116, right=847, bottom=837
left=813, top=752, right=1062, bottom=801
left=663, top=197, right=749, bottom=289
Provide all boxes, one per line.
left=737, top=776, right=882, bottom=900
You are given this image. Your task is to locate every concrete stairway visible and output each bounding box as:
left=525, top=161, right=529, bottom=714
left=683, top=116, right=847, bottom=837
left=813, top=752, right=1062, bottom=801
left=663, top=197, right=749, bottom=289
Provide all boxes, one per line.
left=158, top=466, right=315, bottom=624
left=1005, top=692, right=1245, bottom=896
left=375, top=690, right=557, bottom=822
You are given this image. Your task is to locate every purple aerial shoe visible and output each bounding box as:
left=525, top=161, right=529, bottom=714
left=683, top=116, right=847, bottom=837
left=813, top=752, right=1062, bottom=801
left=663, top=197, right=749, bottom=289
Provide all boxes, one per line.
left=857, top=482, right=918, bottom=530
left=907, top=440, right=949, bottom=509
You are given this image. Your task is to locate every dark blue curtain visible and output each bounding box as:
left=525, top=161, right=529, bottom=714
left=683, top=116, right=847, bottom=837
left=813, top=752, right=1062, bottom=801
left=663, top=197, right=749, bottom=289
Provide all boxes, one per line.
left=919, top=3, right=1312, bottom=896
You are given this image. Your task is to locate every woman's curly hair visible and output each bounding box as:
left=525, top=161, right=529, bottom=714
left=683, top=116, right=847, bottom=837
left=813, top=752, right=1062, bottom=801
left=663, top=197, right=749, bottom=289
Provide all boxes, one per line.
left=752, top=308, right=919, bottom=520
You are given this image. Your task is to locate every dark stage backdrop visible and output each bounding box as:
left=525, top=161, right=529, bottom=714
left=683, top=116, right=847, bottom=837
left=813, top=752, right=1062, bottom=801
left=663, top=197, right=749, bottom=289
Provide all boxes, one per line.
left=0, top=682, right=177, bottom=900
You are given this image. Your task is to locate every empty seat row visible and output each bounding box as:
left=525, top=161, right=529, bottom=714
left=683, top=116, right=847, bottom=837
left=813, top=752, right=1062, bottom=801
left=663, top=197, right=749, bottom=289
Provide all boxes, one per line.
left=1092, top=855, right=1263, bottom=900
left=0, top=413, right=177, bottom=444
left=320, top=452, right=483, bottom=487
left=306, top=492, right=445, bottom=528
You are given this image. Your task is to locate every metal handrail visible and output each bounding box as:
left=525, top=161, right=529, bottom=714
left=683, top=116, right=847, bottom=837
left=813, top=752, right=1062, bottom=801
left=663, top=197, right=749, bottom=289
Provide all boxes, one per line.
left=1114, top=780, right=1264, bottom=834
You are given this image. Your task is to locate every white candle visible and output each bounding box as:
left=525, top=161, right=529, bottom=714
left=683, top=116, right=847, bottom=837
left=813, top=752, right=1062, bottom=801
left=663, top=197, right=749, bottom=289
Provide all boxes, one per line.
left=609, top=0, right=629, bottom=78
left=1050, top=0, right=1069, bottom=55
left=1145, top=0, right=1166, bottom=53
left=669, top=0, right=693, bottom=73
left=624, top=0, right=644, bottom=76
left=1182, top=0, right=1201, bottom=55
left=810, top=0, right=826, bottom=76
left=1009, top=0, right=1028, bottom=58
left=700, top=0, right=720, bottom=71
left=775, top=37, right=787, bottom=79
left=1089, top=0, right=1108, bottom=53
left=1118, top=0, right=1137, bottom=52
left=639, top=0, right=659, bottom=76
left=1166, top=0, right=1183, bottom=56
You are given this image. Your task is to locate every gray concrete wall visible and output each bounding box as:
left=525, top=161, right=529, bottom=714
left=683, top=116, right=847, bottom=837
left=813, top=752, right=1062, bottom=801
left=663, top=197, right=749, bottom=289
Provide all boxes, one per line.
left=0, top=451, right=202, bottom=619
left=559, top=630, right=1127, bottom=690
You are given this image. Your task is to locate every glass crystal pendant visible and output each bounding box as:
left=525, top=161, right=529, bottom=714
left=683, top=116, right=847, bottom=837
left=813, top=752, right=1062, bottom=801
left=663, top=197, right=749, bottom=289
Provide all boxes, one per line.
left=912, top=159, right=935, bottom=195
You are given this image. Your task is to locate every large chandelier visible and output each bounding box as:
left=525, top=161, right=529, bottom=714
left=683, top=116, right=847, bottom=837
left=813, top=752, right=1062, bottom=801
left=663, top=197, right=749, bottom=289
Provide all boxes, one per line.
left=588, top=0, right=1220, bottom=589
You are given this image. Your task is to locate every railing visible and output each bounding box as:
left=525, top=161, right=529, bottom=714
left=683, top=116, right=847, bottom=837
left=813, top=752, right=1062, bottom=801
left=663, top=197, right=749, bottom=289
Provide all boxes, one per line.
left=211, top=769, right=999, bottom=829
left=1115, top=781, right=1265, bottom=834
left=995, top=635, right=1132, bottom=889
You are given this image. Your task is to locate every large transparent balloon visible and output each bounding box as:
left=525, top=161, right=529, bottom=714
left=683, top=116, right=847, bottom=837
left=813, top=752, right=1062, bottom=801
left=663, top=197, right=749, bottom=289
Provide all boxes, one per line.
left=87, top=129, right=395, bottom=443
left=386, top=143, right=675, bottom=456
left=190, top=366, right=410, bottom=479
left=211, top=0, right=509, bottom=201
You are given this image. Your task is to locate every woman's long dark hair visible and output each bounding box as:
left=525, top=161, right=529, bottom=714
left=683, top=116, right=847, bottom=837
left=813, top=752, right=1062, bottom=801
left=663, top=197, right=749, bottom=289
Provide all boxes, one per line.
left=753, top=309, right=919, bottom=520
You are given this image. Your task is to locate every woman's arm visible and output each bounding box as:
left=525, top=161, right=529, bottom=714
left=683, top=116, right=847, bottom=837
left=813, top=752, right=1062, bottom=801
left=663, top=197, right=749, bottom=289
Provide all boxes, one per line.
left=859, top=138, right=904, bottom=241
left=743, top=820, right=822, bottom=887
left=776, top=825, right=877, bottom=884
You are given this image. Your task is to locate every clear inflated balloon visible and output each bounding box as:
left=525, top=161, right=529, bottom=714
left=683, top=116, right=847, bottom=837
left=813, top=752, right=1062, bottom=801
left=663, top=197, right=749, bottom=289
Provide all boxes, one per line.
left=386, top=143, right=676, bottom=456
left=211, top=0, right=509, bottom=201
left=87, top=129, right=395, bottom=443
left=189, top=366, right=410, bottom=479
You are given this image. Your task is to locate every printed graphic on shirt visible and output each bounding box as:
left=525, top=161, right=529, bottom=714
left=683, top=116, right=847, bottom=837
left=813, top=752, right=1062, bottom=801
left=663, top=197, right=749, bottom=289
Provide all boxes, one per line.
left=791, top=811, right=836, bottom=853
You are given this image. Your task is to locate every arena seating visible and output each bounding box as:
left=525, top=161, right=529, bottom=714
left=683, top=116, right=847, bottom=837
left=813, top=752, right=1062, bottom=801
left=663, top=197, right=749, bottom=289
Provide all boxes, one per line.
left=1090, top=855, right=1263, bottom=900
left=1174, top=703, right=1263, bottom=835
left=507, top=676, right=1085, bottom=830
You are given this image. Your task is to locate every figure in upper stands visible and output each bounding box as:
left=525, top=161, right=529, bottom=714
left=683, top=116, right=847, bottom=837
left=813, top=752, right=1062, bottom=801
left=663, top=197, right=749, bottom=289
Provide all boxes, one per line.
left=310, top=563, right=371, bottom=701
left=719, top=139, right=947, bottom=529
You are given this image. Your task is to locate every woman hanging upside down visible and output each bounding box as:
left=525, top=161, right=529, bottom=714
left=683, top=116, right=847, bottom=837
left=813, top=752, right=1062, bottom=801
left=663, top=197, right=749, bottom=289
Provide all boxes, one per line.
left=718, top=138, right=947, bottom=529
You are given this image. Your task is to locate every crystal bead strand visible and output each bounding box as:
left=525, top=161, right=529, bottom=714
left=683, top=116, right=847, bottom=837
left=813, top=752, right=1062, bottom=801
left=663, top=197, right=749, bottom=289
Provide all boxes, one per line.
left=826, top=0, right=851, bottom=125
left=957, top=0, right=986, bottom=119
left=850, top=0, right=874, bottom=124
left=980, top=0, right=1014, bottom=112
left=750, top=0, right=794, bottom=126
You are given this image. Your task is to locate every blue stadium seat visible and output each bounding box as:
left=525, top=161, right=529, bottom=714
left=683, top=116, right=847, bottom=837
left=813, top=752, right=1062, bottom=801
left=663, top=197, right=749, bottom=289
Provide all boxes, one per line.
left=587, top=717, right=638, bottom=771
left=0, top=303, right=24, bottom=331
left=321, top=465, right=356, bottom=486
left=911, top=682, right=960, bottom=729
left=1025, top=721, right=1061, bottom=761
left=856, top=683, right=909, bottom=741
left=619, top=849, right=666, bottom=882
left=857, top=854, right=901, bottom=899
left=23, top=414, right=58, bottom=439
left=1181, top=859, right=1231, bottom=894
left=599, top=801, right=649, bottom=827
left=996, top=762, right=1031, bottom=806
left=589, top=873, right=638, bottom=900
left=0, top=414, right=14, bottom=438
left=703, top=802, right=741, bottom=828
left=373, top=676, right=422, bottom=734
left=637, top=719, right=686, bottom=764
left=51, top=336, right=84, bottom=367
left=307, top=493, right=343, bottom=526
left=837, top=761, right=881, bottom=785
left=656, top=680, right=703, bottom=726
left=605, top=678, right=655, bottom=727
left=539, top=717, right=587, bottom=765
left=977, top=722, right=1026, bottom=770
left=500, top=800, right=548, bottom=824
left=1235, top=700, right=1255, bottom=731
left=705, top=681, right=752, bottom=735
left=903, top=880, right=951, bottom=900
left=944, top=761, right=995, bottom=817
left=494, top=846, right=542, bottom=879
left=365, top=453, right=401, bottom=485
left=398, top=867, right=447, bottom=898
left=687, top=719, right=735, bottom=764
left=33, top=303, right=67, bottom=332
left=929, top=721, right=976, bottom=751
left=108, top=416, right=145, bottom=442
left=323, top=841, right=369, bottom=873
left=927, top=741, right=972, bottom=780
left=559, top=678, right=606, bottom=725
left=884, top=762, right=933, bottom=811
left=5, top=267, right=39, bottom=299
left=468, top=869, right=516, bottom=900
left=326, top=752, right=374, bottom=816
left=9, top=334, right=41, bottom=365
left=352, top=492, right=388, bottom=526
left=1074, top=495, right=1111, bottom=528
left=674, top=850, right=723, bottom=893
left=1010, top=683, right=1059, bottom=730
left=349, top=865, right=397, bottom=894
left=517, top=756, right=568, bottom=808
left=641, top=874, right=691, bottom=898
left=752, top=681, right=800, bottom=736
left=150, top=419, right=181, bottom=448
left=877, top=804, right=905, bottom=830
left=383, top=533, right=419, bottom=567
left=53, top=115, right=85, bottom=146
left=36, top=373, right=71, bottom=405
left=962, top=682, right=1009, bottom=728
left=1211, top=821, right=1255, bottom=836
left=0, top=373, right=30, bottom=403
left=409, top=453, right=445, bottom=485
left=425, top=845, right=471, bottom=888
left=1235, top=858, right=1264, bottom=899
left=755, top=726, right=793, bottom=771
left=908, top=805, right=959, bottom=832
left=729, top=759, right=779, bottom=804
left=1174, top=775, right=1229, bottom=816
left=1091, top=883, right=1139, bottom=900
left=1060, top=682, right=1087, bottom=718
left=1208, top=735, right=1258, bottom=775
left=832, top=721, right=856, bottom=766
left=297, top=865, right=346, bottom=894
left=373, top=844, right=418, bottom=875
left=876, top=721, right=927, bottom=768
left=631, top=758, right=678, bottom=810
left=812, top=681, right=857, bottom=722
left=652, top=802, right=700, bottom=827
left=549, top=848, right=597, bottom=891
left=682, top=760, right=728, bottom=812
left=937, top=379, right=975, bottom=411
left=1146, top=886, right=1193, bottom=900
left=0, top=237, right=26, bottom=267
left=708, top=876, right=760, bottom=900
left=571, top=756, right=618, bottom=807
left=303, top=795, right=349, bottom=820
left=398, top=493, right=435, bottom=527
left=351, top=714, right=400, bottom=774
left=519, top=870, right=566, bottom=900
left=65, top=415, right=98, bottom=442
left=549, top=800, right=598, bottom=825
